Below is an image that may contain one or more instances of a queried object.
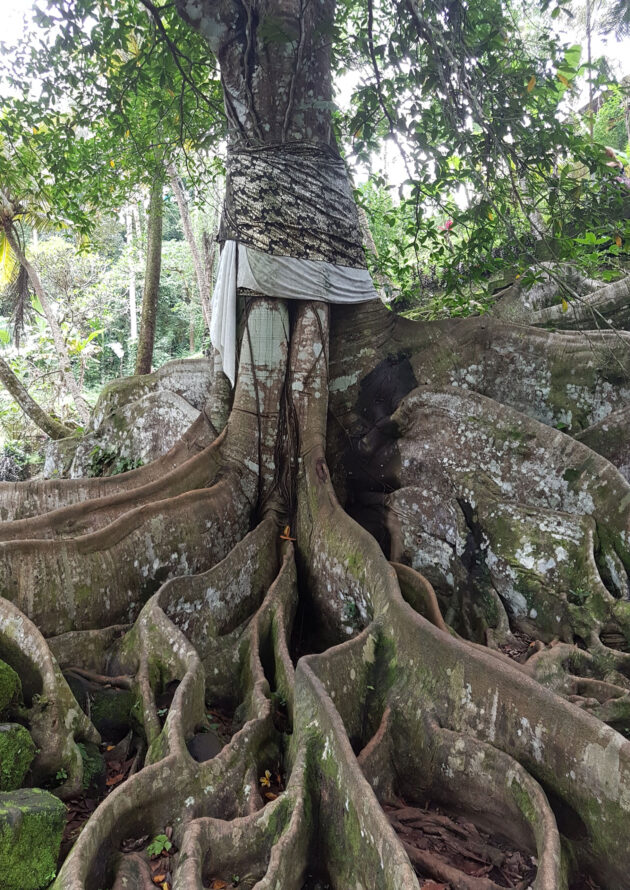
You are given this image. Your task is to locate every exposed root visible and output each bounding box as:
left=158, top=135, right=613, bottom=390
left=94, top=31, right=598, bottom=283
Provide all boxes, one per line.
left=0, top=410, right=216, bottom=523
left=0, top=429, right=226, bottom=542
left=0, top=597, right=99, bottom=797
left=390, top=561, right=449, bottom=632
left=4, top=301, right=630, bottom=889
left=0, top=475, right=252, bottom=636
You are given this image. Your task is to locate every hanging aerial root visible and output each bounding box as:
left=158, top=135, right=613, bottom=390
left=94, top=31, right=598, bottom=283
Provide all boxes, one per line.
left=391, top=560, right=448, bottom=631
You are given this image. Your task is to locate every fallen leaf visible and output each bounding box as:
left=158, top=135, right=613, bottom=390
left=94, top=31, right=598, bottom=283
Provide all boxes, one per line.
left=152, top=875, right=166, bottom=885
left=280, top=525, right=296, bottom=541
left=264, top=791, right=278, bottom=800
left=106, top=773, right=125, bottom=787
left=210, top=881, right=228, bottom=889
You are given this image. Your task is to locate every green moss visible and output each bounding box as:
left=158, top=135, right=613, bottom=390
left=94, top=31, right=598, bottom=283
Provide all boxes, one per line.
left=77, top=742, right=105, bottom=792
left=346, top=551, right=364, bottom=577
left=0, top=661, right=21, bottom=718
left=0, top=725, right=36, bottom=791
left=562, top=467, right=580, bottom=486
left=261, top=794, right=291, bottom=843
left=509, top=777, right=537, bottom=824
left=0, top=788, right=66, bottom=890
left=146, top=729, right=169, bottom=764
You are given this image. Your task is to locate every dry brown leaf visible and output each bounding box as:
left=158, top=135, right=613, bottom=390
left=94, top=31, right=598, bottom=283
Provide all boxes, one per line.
left=209, top=881, right=228, bottom=889
left=264, top=791, right=278, bottom=800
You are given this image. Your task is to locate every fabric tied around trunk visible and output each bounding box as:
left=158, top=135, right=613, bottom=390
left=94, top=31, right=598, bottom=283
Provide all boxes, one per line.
left=212, top=142, right=380, bottom=386
left=212, top=241, right=379, bottom=386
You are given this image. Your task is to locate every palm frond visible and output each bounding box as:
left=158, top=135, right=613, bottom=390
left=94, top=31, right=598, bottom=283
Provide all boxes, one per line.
left=0, top=232, right=18, bottom=287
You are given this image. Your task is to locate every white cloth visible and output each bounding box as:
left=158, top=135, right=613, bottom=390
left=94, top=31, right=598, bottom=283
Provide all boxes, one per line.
left=211, top=240, right=380, bottom=386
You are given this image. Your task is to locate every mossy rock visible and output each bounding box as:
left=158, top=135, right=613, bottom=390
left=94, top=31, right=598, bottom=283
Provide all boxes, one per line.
left=0, top=724, right=35, bottom=791
left=89, top=687, right=137, bottom=743
left=0, top=661, right=21, bottom=718
left=0, top=788, right=66, bottom=890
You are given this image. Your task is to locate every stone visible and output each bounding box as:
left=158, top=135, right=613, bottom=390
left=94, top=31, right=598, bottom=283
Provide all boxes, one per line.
left=0, top=724, right=36, bottom=791
left=89, top=686, right=136, bottom=743
left=0, top=788, right=66, bottom=890
left=42, top=356, right=213, bottom=479
left=0, top=660, right=21, bottom=718
left=186, top=730, right=223, bottom=763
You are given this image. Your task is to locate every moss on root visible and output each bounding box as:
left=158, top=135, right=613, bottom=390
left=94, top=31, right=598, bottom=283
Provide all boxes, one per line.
left=0, top=788, right=66, bottom=890
left=0, top=661, right=21, bottom=717
left=0, top=724, right=36, bottom=791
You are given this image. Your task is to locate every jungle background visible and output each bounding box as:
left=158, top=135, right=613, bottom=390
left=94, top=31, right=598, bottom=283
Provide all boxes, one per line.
left=0, top=0, right=628, bottom=478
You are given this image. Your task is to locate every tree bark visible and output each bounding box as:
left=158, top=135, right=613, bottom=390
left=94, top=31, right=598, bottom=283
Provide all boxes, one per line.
left=135, top=175, right=164, bottom=376
left=3, top=226, right=91, bottom=424
left=125, top=207, right=138, bottom=341
left=0, top=355, right=72, bottom=439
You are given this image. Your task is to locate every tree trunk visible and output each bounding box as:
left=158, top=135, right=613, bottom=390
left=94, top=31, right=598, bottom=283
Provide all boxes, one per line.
left=134, top=175, right=164, bottom=375
left=167, top=160, right=212, bottom=333
left=125, top=207, right=138, bottom=341
left=0, top=355, right=72, bottom=439
left=587, top=0, right=594, bottom=138
left=2, top=3, right=630, bottom=889
left=3, top=226, right=91, bottom=424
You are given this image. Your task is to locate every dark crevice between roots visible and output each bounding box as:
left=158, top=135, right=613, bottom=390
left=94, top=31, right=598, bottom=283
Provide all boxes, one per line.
left=59, top=674, right=147, bottom=870
left=594, top=523, right=630, bottom=603
left=300, top=864, right=333, bottom=890
left=455, top=497, right=507, bottom=643
left=258, top=628, right=292, bottom=735
left=534, top=781, right=588, bottom=843
left=290, top=573, right=341, bottom=659
left=330, top=353, right=417, bottom=554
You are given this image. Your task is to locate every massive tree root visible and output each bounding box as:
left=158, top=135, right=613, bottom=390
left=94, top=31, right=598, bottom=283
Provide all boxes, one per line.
left=492, top=270, right=630, bottom=332
left=2, top=300, right=630, bottom=888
